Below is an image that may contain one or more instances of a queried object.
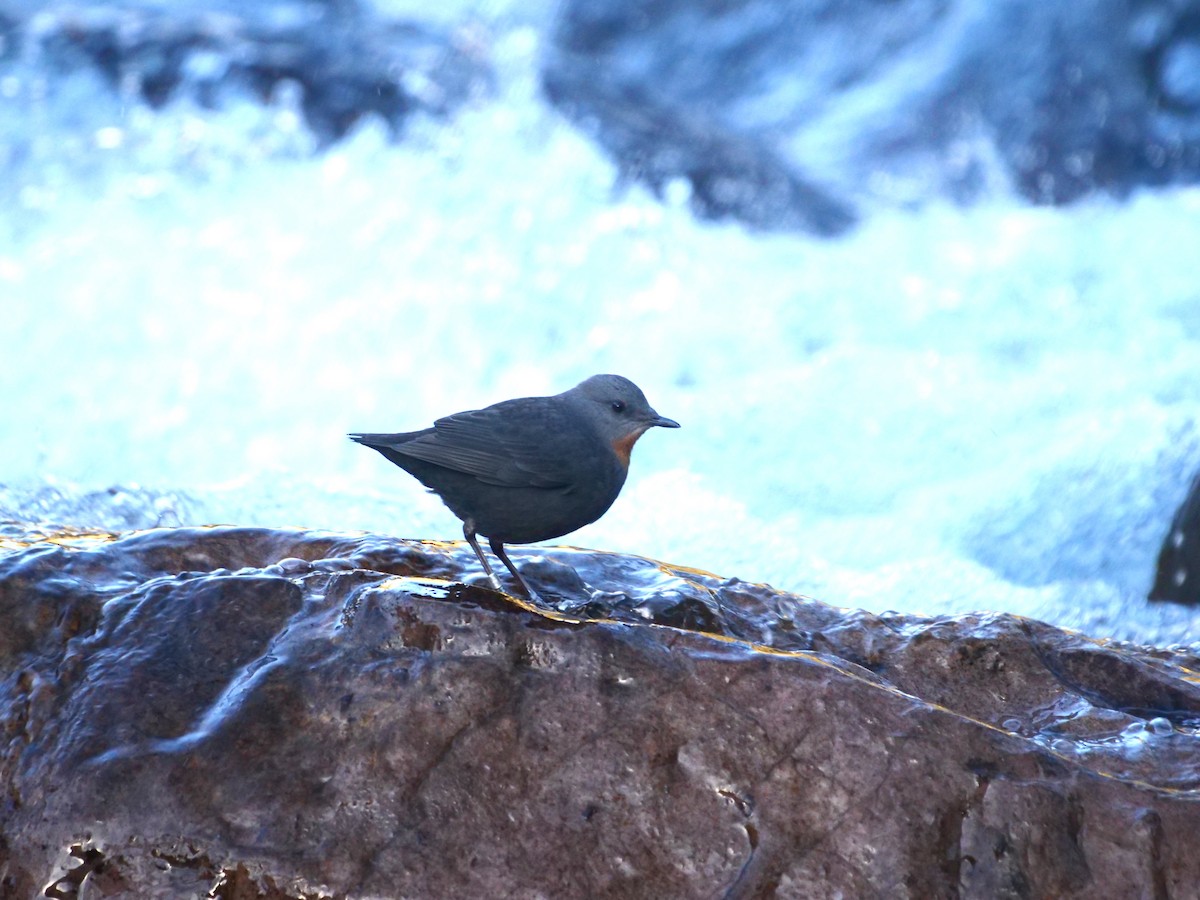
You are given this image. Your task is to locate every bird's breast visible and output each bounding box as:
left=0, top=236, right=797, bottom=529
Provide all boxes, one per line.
left=610, top=427, right=648, bottom=469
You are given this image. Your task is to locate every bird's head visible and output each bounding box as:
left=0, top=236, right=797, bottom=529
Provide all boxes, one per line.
left=569, top=374, right=680, bottom=466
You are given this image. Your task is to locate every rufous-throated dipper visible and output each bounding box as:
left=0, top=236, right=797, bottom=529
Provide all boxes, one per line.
left=350, top=374, right=679, bottom=597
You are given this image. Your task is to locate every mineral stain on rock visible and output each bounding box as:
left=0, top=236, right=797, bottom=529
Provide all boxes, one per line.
left=1, top=524, right=1199, bottom=898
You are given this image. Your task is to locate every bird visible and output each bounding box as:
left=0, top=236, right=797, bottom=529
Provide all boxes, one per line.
left=349, top=374, right=680, bottom=598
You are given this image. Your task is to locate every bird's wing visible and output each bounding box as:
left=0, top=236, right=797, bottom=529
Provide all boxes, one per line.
left=394, top=399, right=579, bottom=489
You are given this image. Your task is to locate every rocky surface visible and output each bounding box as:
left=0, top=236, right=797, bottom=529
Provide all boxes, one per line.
left=545, top=0, right=1200, bottom=231
left=1, top=523, right=1199, bottom=897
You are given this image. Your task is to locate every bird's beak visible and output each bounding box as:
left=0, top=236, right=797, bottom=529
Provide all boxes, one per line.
left=648, top=413, right=680, bottom=429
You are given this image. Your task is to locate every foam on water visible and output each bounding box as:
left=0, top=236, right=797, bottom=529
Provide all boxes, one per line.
left=3, top=25, right=1200, bottom=645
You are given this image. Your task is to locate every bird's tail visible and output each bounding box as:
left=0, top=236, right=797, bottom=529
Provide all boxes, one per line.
left=350, top=434, right=415, bottom=451
left=349, top=430, right=435, bottom=472
left=348, top=430, right=427, bottom=449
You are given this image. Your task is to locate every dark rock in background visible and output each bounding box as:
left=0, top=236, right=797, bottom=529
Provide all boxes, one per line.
left=2, top=523, right=1199, bottom=897
left=1151, top=465, right=1200, bottom=604
left=541, top=58, right=858, bottom=235
left=5, top=0, right=1200, bottom=233
left=0, top=0, right=490, bottom=143
left=544, top=0, right=1200, bottom=231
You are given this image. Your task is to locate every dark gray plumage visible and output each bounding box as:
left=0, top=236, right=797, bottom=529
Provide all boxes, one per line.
left=350, top=374, right=679, bottom=597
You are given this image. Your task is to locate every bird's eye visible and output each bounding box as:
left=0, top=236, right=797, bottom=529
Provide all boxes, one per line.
left=611, top=400, right=626, bottom=413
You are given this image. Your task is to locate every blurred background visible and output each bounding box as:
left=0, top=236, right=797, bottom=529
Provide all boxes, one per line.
left=3, top=0, right=1200, bottom=644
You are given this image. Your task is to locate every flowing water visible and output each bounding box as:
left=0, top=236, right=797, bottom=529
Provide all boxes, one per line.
left=3, top=14, right=1200, bottom=646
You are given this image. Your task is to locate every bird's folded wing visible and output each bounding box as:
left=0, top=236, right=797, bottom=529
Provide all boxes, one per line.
left=395, top=403, right=575, bottom=488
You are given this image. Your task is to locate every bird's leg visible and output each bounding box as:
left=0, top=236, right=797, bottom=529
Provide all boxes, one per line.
left=489, top=537, right=536, bottom=600
left=463, top=521, right=504, bottom=592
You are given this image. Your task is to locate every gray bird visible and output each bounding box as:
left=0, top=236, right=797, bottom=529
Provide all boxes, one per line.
left=350, top=374, right=680, bottom=597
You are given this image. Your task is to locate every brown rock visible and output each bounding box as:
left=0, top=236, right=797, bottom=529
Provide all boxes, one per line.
left=1, top=525, right=1198, bottom=898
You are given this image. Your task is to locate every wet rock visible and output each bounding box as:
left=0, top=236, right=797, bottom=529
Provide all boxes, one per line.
left=545, top=0, right=1200, bottom=232
left=2, top=0, right=489, bottom=143
left=1, top=523, right=1199, bottom=897
left=1150, top=466, right=1200, bottom=605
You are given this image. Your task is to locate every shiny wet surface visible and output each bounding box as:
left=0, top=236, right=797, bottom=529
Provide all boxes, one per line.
left=3, top=523, right=1199, bottom=792
left=2, top=521, right=1199, bottom=897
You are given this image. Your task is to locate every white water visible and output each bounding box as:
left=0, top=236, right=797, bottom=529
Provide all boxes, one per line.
left=3, top=24, right=1200, bottom=646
